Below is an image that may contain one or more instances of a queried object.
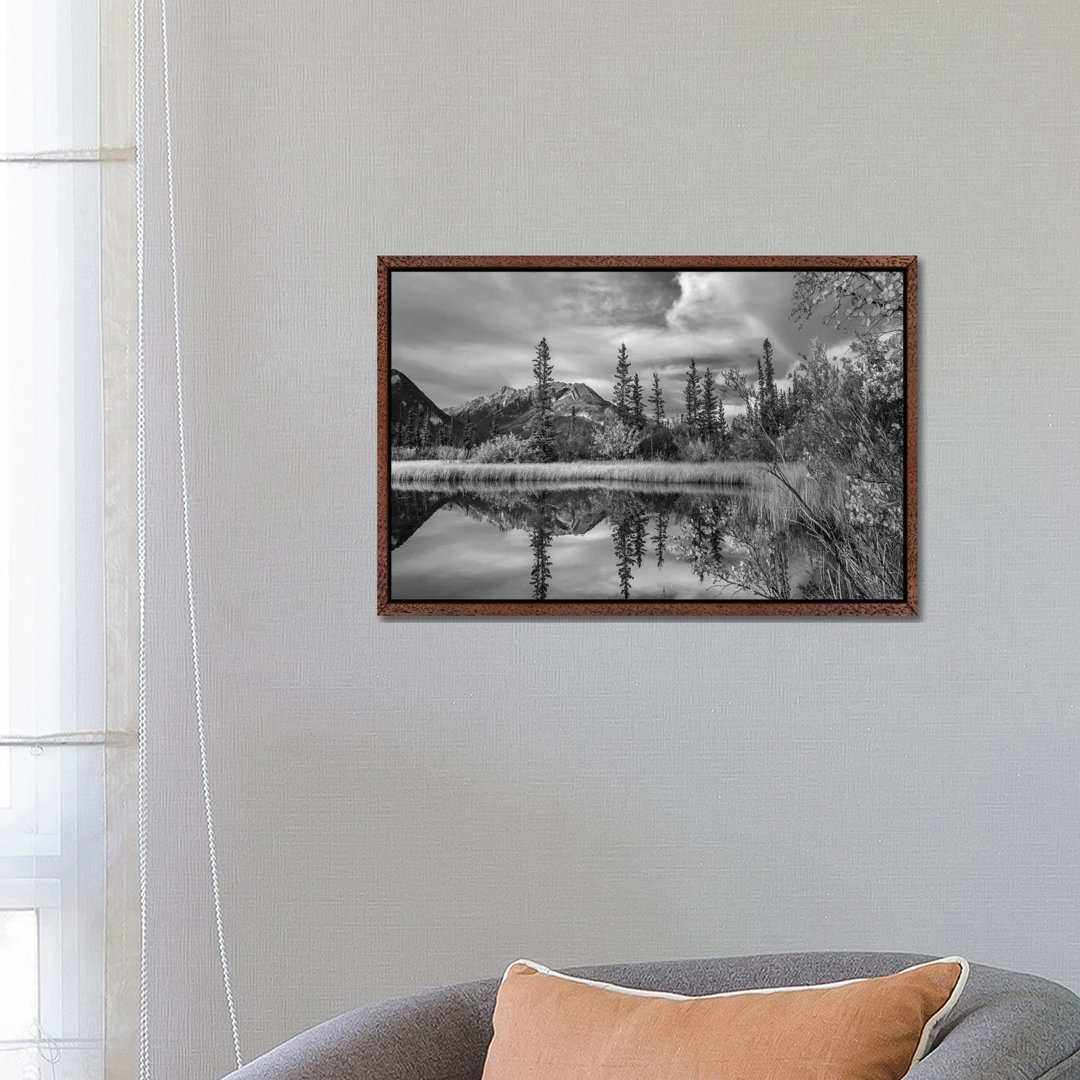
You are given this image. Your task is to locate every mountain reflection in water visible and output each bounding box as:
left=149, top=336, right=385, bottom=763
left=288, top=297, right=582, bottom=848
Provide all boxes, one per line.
left=389, top=482, right=809, bottom=602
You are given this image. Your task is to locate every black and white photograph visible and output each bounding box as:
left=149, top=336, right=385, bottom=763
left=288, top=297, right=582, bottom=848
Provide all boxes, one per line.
left=378, top=257, right=916, bottom=615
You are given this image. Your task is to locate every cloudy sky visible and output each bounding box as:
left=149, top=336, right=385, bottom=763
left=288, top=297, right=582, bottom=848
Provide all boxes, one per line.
left=389, top=270, right=854, bottom=412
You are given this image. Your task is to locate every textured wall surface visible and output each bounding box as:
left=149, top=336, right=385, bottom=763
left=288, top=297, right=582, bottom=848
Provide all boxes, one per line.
left=138, top=2, right=1080, bottom=1076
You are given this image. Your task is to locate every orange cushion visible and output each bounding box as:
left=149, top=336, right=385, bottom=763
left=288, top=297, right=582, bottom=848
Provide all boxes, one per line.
left=481, top=957, right=968, bottom=1080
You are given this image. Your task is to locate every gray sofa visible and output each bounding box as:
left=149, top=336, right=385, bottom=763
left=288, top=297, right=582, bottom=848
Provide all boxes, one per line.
left=224, top=952, right=1080, bottom=1079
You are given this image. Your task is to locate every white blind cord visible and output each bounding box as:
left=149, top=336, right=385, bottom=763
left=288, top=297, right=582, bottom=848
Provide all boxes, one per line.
left=159, top=0, right=244, bottom=1066
left=134, top=0, right=151, bottom=1074
left=135, top=0, right=245, bottom=1070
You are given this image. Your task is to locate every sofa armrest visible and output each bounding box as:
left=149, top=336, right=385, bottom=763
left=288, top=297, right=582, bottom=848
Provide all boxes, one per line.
left=910, top=967, right=1080, bottom=1080
left=221, top=980, right=496, bottom=1080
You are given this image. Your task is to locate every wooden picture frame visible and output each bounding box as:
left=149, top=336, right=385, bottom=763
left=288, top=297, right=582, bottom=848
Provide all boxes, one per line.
left=378, top=256, right=917, bottom=616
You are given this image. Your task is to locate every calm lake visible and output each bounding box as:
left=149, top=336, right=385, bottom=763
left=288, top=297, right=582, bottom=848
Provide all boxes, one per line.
left=390, top=481, right=809, bottom=602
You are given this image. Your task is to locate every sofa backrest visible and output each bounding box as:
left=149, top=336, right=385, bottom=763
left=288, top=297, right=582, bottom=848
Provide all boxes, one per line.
left=224, top=952, right=1080, bottom=1080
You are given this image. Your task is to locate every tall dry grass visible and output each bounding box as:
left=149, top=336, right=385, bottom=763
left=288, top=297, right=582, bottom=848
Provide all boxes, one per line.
left=743, top=462, right=844, bottom=531
left=390, top=458, right=786, bottom=488
left=389, top=457, right=834, bottom=533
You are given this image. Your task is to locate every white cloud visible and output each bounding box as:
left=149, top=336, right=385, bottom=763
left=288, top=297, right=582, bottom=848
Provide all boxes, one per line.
left=665, top=272, right=744, bottom=332
left=614, top=272, right=771, bottom=371
left=391, top=269, right=856, bottom=410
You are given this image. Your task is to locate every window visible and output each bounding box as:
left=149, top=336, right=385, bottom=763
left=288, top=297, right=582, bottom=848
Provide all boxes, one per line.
left=1, top=2, right=116, bottom=1077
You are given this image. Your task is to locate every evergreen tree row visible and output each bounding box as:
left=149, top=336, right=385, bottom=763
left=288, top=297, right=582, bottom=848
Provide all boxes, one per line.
left=678, top=355, right=728, bottom=447
left=392, top=336, right=813, bottom=463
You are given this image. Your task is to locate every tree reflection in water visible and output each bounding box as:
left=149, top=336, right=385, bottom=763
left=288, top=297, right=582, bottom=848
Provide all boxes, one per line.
left=652, top=511, right=669, bottom=571
left=390, top=482, right=810, bottom=601
left=679, top=502, right=729, bottom=584
left=607, top=493, right=654, bottom=599
left=526, top=495, right=555, bottom=600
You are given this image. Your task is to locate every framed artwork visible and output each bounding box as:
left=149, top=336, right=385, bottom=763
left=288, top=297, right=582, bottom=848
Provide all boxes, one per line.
left=377, top=256, right=916, bottom=616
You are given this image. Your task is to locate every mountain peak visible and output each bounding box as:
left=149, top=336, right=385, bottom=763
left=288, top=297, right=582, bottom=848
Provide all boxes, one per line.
left=390, top=368, right=617, bottom=444
left=444, top=379, right=615, bottom=440
left=388, top=368, right=453, bottom=426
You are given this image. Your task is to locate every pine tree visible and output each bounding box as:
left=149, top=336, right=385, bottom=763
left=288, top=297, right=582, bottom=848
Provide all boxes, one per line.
left=527, top=336, right=557, bottom=461
left=716, top=395, right=728, bottom=451
left=775, top=388, right=788, bottom=429
left=758, top=338, right=780, bottom=436
left=700, top=367, right=718, bottom=442
left=630, top=373, right=645, bottom=430
left=683, top=357, right=701, bottom=435
left=649, top=372, right=665, bottom=426
left=613, top=343, right=632, bottom=423
left=756, top=356, right=766, bottom=431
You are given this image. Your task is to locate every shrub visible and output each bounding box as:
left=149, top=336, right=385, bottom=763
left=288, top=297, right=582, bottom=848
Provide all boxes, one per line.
left=594, top=420, right=639, bottom=460
left=391, top=445, right=468, bottom=462
left=634, top=427, right=679, bottom=460
left=470, top=433, right=532, bottom=463
left=675, top=436, right=714, bottom=463
left=556, top=427, right=597, bottom=461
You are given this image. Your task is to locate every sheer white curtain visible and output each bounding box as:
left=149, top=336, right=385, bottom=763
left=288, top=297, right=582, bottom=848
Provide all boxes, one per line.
left=1, top=2, right=137, bottom=1078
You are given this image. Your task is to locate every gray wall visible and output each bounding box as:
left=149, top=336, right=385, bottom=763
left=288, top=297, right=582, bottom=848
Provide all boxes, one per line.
left=140, top=1, right=1080, bottom=1076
